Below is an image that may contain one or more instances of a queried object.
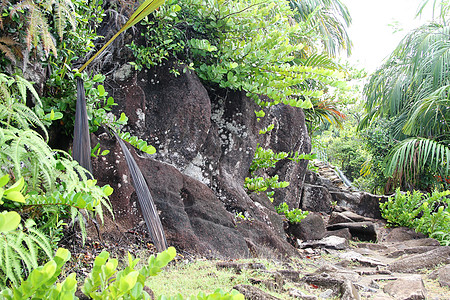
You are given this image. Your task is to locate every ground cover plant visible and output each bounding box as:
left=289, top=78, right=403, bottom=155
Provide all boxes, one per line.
left=380, top=189, right=450, bottom=245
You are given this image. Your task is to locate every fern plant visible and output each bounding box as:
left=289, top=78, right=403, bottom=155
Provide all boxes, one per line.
left=0, top=73, right=48, bottom=133
left=7, top=0, right=77, bottom=58
left=0, top=180, right=53, bottom=289
left=0, top=37, right=18, bottom=63
left=0, top=219, right=54, bottom=288
left=0, top=73, right=114, bottom=243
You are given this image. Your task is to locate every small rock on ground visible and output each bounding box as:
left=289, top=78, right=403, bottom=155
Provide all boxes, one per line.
left=233, top=284, right=281, bottom=300
left=383, top=276, right=427, bottom=300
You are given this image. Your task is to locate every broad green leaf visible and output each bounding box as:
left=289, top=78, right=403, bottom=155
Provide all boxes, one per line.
left=6, top=177, right=24, bottom=193
left=0, top=174, right=10, bottom=187
left=103, top=185, right=114, bottom=197
left=118, top=112, right=128, bottom=123
left=107, top=97, right=115, bottom=106
left=98, top=85, right=106, bottom=97
left=119, top=271, right=139, bottom=293
left=4, top=190, right=25, bottom=203
left=0, top=211, right=21, bottom=232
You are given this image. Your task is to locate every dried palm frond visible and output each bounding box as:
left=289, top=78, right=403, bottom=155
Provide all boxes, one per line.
left=73, top=0, right=167, bottom=251
left=73, top=77, right=92, bottom=176
left=113, top=130, right=168, bottom=252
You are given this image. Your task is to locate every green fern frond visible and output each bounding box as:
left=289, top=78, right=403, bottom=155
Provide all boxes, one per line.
left=25, top=222, right=54, bottom=260
left=53, top=0, right=77, bottom=40
left=11, top=0, right=57, bottom=57
left=13, top=74, right=42, bottom=106
left=0, top=223, right=53, bottom=288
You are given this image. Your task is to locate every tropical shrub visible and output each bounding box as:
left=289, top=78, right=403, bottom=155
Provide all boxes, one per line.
left=130, top=0, right=346, bottom=109
left=359, top=0, right=450, bottom=191
left=380, top=189, right=450, bottom=245
left=244, top=145, right=315, bottom=199
left=244, top=143, right=313, bottom=223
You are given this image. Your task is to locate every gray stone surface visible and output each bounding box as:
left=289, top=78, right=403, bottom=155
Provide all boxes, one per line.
left=338, top=251, right=386, bottom=267
left=388, top=247, right=450, bottom=273
left=328, top=212, right=354, bottom=225
left=383, top=276, right=427, bottom=300
left=298, top=236, right=349, bottom=250
left=383, top=227, right=427, bottom=242
left=301, top=184, right=332, bottom=213
left=327, top=221, right=378, bottom=242
left=325, top=228, right=352, bottom=240
left=437, top=264, right=450, bottom=287
left=329, top=191, right=389, bottom=219
left=289, top=289, right=317, bottom=299
left=288, top=213, right=326, bottom=241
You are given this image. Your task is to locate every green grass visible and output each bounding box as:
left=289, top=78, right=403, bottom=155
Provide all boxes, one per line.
left=144, top=257, right=335, bottom=299
left=146, top=259, right=254, bottom=297
left=145, top=258, right=303, bottom=299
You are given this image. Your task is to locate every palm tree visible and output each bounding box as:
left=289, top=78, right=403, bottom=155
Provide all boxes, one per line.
left=289, top=0, right=352, bottom=57
left=360, top=1, right=450, bottom=190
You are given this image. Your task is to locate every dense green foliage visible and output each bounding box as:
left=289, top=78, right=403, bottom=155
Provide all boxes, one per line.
left=130, top=0, right=346, bottom=109
left=381, top=189, right=450, bottom=245
left=359, top=1, right=450, bottom=191
left=275, top=202, right=309, bottom=223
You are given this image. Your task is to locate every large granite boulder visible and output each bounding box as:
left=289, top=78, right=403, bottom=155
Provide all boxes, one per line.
left=92, top=61, right=310, bottom=257
left=329, top=191, right=389, bottom=219
left=288, top=213, right=326, bottom=241
left=301, top=184, right=332, bottom=213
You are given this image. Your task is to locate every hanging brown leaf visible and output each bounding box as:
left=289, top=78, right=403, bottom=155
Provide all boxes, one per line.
left=73, top=77, right=93, bottom=176
left=113, top=131, right=168, bottom=252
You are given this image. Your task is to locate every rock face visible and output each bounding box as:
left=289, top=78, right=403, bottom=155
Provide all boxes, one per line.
left=388, top=247, right=450, bottom=273
left=383, top=276, right=427, bottom=300
left=288, top=213, right=326, bottom=241
left=93, top=61, right=311, bottom=257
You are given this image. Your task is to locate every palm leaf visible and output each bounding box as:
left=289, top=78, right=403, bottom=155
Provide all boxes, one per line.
left=362, top=23, right=450, bottom=135
left=113, top=131, right=168, bottom=252
left=289, top=0, right=352, bottom=57
left=384, top=138, right=450, bottom=184
left=73, top=77, right=92, bottom=176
